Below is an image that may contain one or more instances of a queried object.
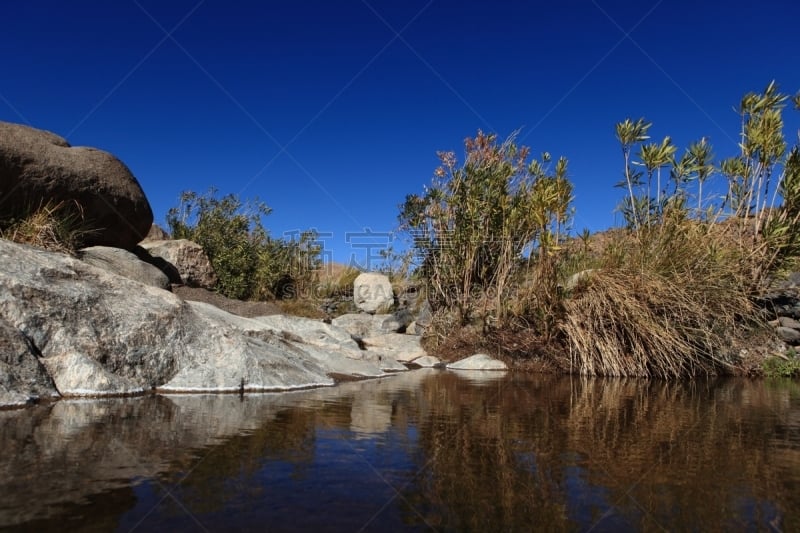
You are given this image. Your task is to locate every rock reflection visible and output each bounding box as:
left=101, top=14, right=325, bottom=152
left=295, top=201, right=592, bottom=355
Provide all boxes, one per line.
left=1, top=371, right=798, bottom=531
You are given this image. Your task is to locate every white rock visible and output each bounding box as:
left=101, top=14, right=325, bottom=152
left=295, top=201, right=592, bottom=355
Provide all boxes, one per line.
left=447, top=353, right=508, bottom=371
left=41, top=352, right=144, bottom=396
left=410, top=355, right=442, bottom=367
left=353, top=272, right=393, bottom=313
left=0, top=239, right=393, bottom=402
left=362, top=333, right=427, bottom=363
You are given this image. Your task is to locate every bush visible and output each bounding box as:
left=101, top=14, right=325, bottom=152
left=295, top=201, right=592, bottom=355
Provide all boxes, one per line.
left=166, top=189, right=321, bottom=300
left=762, top=353, right=800, bottom=378
left=401, top=82, right=800, bottom=378
left=399, top=131, right=573, bottom=328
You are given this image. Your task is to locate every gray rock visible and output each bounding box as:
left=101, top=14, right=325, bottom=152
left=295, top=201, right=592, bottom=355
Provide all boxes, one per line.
left=776, top=326, right=800, bottom=345
left=410, top=355, right=442, bottom=367
left=414, top=300, right=433, bottom=335
left=353, top=272, right=393, bottom=313
left=79, top=246, right=170, bottom=289
left=252, top=313, right=360, bottom=351
left=332, top=313, right=380, bottom=338
left=139, top=239, right=217, bottom=288
left=332, top=311, right=412, bottom=338
left=361, top=333, right=427, bottom=363
left=447, top=353, right=508, bottom=371
left=381, top=309, right=414, bottom=333
left=143, top=224, right=170, bottom=241
left=778, top=316, right=800, bottom=330
left=40, top=352, right=144, bottom=396
left=0, top=318, right=58, bottom=407
left=0, top=121, right=152, bottom=249
left=184, top=301, right=385, bottom=380
left=0, top=238, right=391, bottom=404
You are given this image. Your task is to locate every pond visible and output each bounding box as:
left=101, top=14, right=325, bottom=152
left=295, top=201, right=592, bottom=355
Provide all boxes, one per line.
left=1, top=369, right=799, bottom=532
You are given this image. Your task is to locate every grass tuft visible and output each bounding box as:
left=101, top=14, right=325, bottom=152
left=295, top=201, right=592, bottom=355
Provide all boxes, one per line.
left=0, top=200, right=94, bottom=254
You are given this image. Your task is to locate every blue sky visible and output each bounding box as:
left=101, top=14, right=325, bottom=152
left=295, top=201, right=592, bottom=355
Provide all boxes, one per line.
left=3, top=1, right=799, bottom=267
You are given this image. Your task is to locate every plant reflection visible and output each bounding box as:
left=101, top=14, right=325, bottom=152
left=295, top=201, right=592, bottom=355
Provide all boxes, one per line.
left=1, top=373, right=798, bottom=531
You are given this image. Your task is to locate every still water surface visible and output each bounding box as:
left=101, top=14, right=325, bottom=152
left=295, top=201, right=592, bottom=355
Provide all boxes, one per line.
left=1, top=369, right=799, bottom=532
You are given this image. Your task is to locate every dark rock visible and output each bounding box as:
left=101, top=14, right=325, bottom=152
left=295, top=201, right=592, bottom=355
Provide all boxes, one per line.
left=0, top=318, right=59, bottom=406
left=0, top=121, right=153, bottom=250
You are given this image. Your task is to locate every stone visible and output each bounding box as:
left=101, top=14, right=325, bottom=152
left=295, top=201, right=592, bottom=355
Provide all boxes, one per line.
left=409, top=355, right=442, bottom=368
left=332, top=311, right=413, bottom=339
left=361, top=333, right=427, bottom=363
left=414, top=300, right=433, bottom=335
left=79, top=246, right=170, bottom=289
left=139, top=239, right=217, bottom=288
left=381, top=309, right=414, bottom=333
left=776, top=326, right=800, bottom=345
left=353, top=272, right=393, bottom=313
left=0, top=121, right=153, bottom=249
left=447, top=353, right=508, bottom=371
left=252, top=314, right=360, bottom=351
left=0, top=318, right=59, bottom=407
left=0, top=238, right=391, bottom=404
left=778, top=316, right=800, bottom=330
left=143, top=224, right=170, bottom=241
left=40, top=352, right=144, bottom=397
left=332, top=313, right=380, bottom=338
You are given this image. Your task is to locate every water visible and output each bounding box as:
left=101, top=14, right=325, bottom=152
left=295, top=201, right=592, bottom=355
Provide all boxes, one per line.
left=1, top=369, right=798, bottom=532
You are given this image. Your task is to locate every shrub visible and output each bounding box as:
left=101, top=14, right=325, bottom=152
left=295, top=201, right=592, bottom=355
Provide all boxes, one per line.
left=399, top=131, right=573, bottom=328
left=762, top=353, right=800, bottom=378
left=166, top=189, right=321, bottom=300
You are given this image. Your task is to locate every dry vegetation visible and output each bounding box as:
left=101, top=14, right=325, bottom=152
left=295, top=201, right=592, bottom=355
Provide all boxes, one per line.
left=407, top=82, right=800, bottom=377
left=0, top=200, right=93, bottom=254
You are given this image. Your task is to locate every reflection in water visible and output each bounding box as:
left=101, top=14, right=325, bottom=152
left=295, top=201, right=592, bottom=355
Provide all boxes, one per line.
left=1, top=370, right=798, bottom=531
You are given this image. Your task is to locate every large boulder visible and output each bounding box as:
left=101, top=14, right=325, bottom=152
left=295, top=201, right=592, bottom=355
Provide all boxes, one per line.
left=0, top=238, right=394, bottom=406
left=139, top=239, right=217, bottom=288
left=0, top=121, right=153, bottom=250
left=353, top=272, right=393, bottom=313
left=78, top=246, right=170, bottom=289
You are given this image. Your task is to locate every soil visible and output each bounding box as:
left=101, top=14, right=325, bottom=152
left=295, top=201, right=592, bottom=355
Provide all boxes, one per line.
left=171, top=285, right=281, bottom=318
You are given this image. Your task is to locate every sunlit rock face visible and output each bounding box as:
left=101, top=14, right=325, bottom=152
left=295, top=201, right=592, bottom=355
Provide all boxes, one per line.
left=0, top=239, right=404, bottom=405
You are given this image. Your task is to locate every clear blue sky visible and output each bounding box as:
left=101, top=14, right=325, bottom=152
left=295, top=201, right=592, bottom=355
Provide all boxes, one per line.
left=3, top=1, right=799, bottom=267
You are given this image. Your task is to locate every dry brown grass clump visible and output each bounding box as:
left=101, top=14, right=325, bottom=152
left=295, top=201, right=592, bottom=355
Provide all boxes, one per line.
left=559, top=218, right=759, bottom=378
left=0, top=200, right=92, bottom=254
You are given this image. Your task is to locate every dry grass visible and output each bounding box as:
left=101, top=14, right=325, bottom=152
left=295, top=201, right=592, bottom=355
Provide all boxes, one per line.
left=315, top=263, right=360, bottom=298
left=559, top=216, right=759, bottom=378
left=278, top=299, right=326, bottom=319
left=0, top=200, right=93, bottom=254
